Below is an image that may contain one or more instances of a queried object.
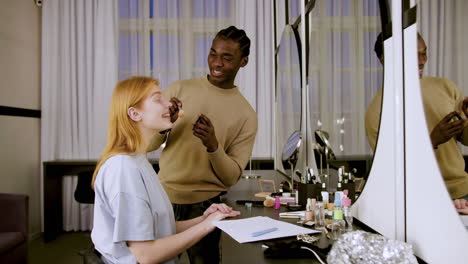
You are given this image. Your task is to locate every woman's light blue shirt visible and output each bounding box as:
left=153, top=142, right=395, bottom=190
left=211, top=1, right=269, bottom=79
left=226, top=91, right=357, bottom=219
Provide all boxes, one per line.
left=92, top=153, right=177, bottom=264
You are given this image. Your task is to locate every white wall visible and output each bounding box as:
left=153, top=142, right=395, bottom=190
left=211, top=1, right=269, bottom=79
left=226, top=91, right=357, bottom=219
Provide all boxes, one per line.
left=0, top=0, right=42, bottom=239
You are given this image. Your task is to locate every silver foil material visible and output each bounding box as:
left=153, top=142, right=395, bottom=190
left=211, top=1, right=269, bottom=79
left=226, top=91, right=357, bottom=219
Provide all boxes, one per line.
left=327, top=231, right=418, bottom=264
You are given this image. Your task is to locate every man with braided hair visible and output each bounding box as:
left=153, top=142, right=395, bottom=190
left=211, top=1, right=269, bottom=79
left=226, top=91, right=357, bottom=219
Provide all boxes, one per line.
left=148, top=26, right=258, bottom=263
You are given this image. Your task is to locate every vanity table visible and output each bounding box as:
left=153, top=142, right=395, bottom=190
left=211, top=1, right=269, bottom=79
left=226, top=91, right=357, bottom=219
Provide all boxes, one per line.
left=221, top=170, right=341, bottom=264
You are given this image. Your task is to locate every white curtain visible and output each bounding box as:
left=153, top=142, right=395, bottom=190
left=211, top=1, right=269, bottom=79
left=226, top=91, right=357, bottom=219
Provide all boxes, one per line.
left=234, top=0, right=274, bottom=159
left=418, top=0, right=468, bottom=154
left=306, top=0, right=383, bottom=158
left=41, top=0, right=118, bottom=231
left=118, top=0, right=274, bottom=159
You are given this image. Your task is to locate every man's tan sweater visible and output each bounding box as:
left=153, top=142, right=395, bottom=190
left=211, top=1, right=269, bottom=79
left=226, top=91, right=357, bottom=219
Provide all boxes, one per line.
left=365, top=76, right=468, bottom=199
left=148, top=77, right=258, bottom=204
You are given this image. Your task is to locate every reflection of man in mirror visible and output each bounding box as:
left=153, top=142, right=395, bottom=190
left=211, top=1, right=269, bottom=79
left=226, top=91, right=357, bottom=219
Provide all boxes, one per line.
left=147, top=26, right=258, bottom=263
left=365, top=33, right=468, bottom=212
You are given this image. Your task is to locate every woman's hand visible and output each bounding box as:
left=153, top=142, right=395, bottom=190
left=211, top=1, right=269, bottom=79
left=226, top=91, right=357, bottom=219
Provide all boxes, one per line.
left=454, top=199, right=468, bottom=215
left=204, top=210, right=240, bottom=223
left=200, top=209, right=240, bottom=233
left=202, top=203, right=234, bottom=218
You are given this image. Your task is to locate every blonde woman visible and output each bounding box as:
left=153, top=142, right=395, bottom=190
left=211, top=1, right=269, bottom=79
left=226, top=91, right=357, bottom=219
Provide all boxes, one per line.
left=91, top=76, right=239, bottom=264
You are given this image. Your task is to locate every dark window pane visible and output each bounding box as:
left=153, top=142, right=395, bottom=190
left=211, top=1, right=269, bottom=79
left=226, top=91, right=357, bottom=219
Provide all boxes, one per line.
left=327, top=32, right=351, bottom=68
left=155, top=34, right=182, bottom=70
left=119, top=0, right=141, bottom=19
left=326, top=0, right=352, bottom=16
left=362, top=0, right=379, bottom=16
left=150, top=0, right=154, bottom=18
left=195, top=35, right=214, bottom=67
left=289, top=0, right=301, bottom=23
left=119, top=34, right=141, bottom=72
left=193, top=0, right=230, bottom=18
left=156, top=0, right=182, bottom=18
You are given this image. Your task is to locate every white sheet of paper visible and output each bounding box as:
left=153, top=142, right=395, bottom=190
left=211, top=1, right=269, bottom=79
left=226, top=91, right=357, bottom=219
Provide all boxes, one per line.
left=213, top=216, right=320, bottom=243
left=461, top=215, right=468, bottom=229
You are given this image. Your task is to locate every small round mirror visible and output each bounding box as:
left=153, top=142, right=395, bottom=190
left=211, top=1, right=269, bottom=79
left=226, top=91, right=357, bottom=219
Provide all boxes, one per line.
left=282, top=130, right=302, bottom=162
left=314, top=130, right=336, bottom=161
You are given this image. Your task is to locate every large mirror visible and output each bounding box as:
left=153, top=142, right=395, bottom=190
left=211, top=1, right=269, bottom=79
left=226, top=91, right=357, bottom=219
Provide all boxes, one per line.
left=276, top=24, right=302, bottom=176
left=402, top=1, right=468, bottom=261
left=306, top=0, right=383, bottom=196
left=416, top=2, right=468, bottom=226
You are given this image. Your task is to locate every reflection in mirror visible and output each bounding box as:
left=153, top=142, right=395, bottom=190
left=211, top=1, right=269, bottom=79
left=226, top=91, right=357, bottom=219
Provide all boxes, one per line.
left=276, top=25, right=302, bottom=175
left=307, top=0, right=382, bottom=201
left=282, top=130, right=302, bottom=162
left=361, top=1, right=467, bottom=229
left=416, top=3, right=468, bottom=217
left=281, top=130, right=302, bottom=188
left=402, top=2, right=468, bottom=259
left=314, top=130, right=336, bottom=162
left=287, top=0, right=301, bottom=25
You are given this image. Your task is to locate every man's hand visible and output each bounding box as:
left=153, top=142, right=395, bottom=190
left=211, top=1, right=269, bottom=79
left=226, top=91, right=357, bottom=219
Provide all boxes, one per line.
left=430, top=111, right=464, bottom=148
left=454, top=199, right=468, bottom=215
left=192, top=114, right=219, bottom=152
left=169, top=97, right=183, bottom=123
left=462, top=97, right=468, bottom=117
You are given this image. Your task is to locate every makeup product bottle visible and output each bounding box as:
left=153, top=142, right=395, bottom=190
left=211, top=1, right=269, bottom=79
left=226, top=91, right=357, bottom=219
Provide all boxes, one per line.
left=341, top=190, right=351, bottom=206
left=321, top=183, right=329, bottom=204
left=305, top=198, right=313, bottom=221
left=343, top=172, right=355, bottom=203
left=338, top=166, right=345, bottom=183
left=344, top=172, right=349, bottom=184
left=295, top=188, right=299, bottom=204
left=341, top=190, right=352, bottom=232
left=347, top=172, right=354, bottom=183
left=315, top=202, right=325, bottom=229
left=274, top=196, right=281, bottom=210
left=335, top=183, right=344, bottom=206
left=337, top=182, right=343, bottom=191
left=334, top=193, right=342, bottom=207
left=311, top=198, right=316, bottom=221
left=333, top=205, right=345, bottom=236
left=343, top=206, right=353, bottom=231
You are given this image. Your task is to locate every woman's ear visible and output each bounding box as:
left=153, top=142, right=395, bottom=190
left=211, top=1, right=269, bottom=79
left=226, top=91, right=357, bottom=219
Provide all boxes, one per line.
left=128, top=107, right=142, bottom=122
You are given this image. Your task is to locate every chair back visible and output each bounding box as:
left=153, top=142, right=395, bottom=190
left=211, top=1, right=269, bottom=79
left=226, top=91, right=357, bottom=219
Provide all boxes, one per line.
left=74, top=170, right=95, bottom=204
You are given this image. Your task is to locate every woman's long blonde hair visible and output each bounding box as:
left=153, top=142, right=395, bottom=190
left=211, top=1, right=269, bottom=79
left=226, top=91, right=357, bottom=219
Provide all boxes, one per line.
left=91, top=76, right=159, bottom=188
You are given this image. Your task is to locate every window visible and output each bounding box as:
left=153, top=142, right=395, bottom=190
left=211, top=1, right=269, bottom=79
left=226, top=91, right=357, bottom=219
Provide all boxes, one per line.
left=118, top=0, right=232, bottom=89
